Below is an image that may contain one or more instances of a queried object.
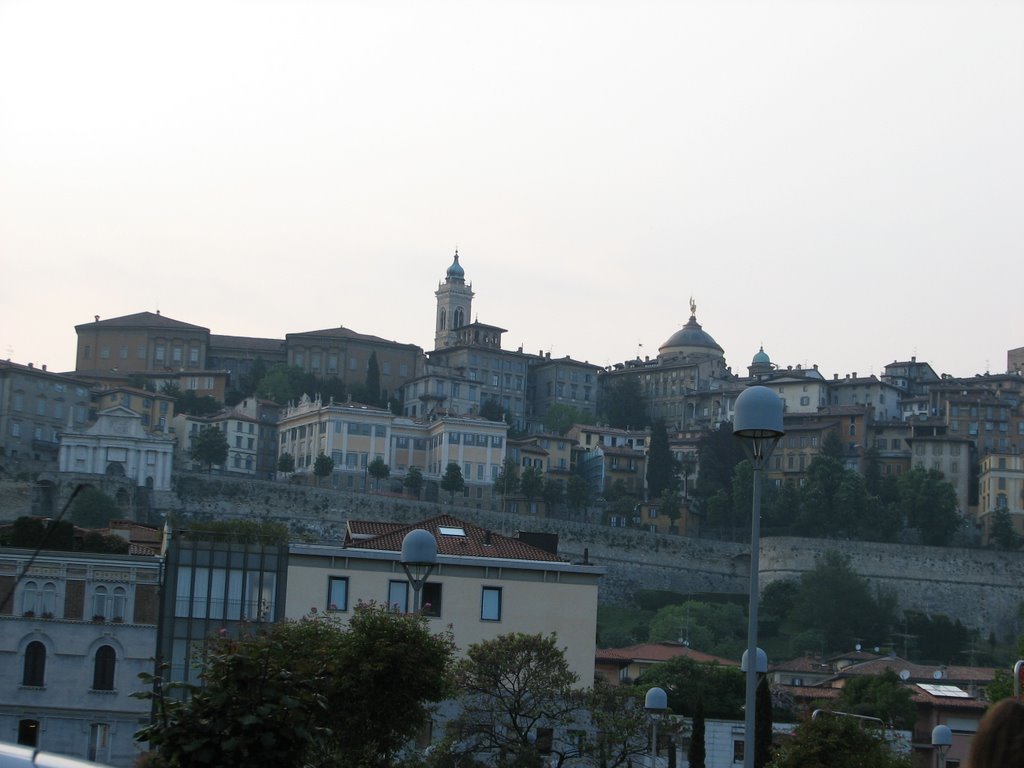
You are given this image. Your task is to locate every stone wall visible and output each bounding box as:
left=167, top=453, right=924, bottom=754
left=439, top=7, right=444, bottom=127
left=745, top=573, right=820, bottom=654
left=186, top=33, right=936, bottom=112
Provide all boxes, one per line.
left=4, top=474, right=1024, bottom=640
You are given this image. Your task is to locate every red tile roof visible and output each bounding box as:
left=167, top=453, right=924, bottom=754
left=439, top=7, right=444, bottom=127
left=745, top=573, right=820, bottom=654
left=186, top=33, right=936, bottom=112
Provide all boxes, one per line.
left=596, top=641, right=738, bottom=667
left=345, top=514, right=564, bottom=562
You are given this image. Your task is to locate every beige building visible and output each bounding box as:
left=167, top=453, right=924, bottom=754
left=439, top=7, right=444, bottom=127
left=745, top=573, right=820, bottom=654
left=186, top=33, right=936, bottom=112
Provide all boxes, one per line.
left=277, top=395, right=508, bottom=502
left=284, top=514, right=604, bottom=684
left=978, top=452, right=1024, bottom=543
left=94, top=386, right=175, bottom=433
left=75, top=311, right=211, bottom=376
left=907, top=433, right=972, bottom=515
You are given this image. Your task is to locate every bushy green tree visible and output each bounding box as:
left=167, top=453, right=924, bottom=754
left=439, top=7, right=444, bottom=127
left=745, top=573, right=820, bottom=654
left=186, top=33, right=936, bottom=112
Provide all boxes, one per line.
left=450, top=633, right=580, bottom=766
left=137, top=605, right=455, bottom=768
left=688, top=699, right=707, bottom=768
left=542, top=404, right=593, bottom=435
left=191, top=425, right=228, bottom=471
left=5, top=516, right=75, bottom=550
left=600, top=376, right=648, bottom=430
left=520, top=466, right=544, bottom=501
left=403, top=467, right=424, bottom=499
left=494, top=458, right=521, bottom=499
left=767, top=712, right=911, bottom=768
left=583, top=679, right=652, bottom=768
left=365, top=351, right=382, bottom=406
left=541, top=477, right=564, bottom=511
left=836, top=668, right=915, bottom=729
left=276, top=452, right=295, bottom=473
left=566, top=473, right=590, bottom=515
left=896, top=467, right=961, bottom=546
left=313, top=452, right=334, bottom=486
left=756, top=676, right=773, bottom=768
left=636, top=657, right=745, bottom=719
left=367, top=456, right=390, bottom=491
left=440, top=462, right=465, bottom=503
left=648, top=600, right=747, bottom=659
left=70, top=488, right=121, bottom=528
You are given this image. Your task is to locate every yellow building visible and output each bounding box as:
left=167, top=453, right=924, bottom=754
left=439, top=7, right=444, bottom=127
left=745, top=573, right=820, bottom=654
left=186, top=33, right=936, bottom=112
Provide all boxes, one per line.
left=94, top=386, right=175, bottom=433
left=284, top=515, right=604, bottom=684
left=979, top=453, right=1024, bottom=543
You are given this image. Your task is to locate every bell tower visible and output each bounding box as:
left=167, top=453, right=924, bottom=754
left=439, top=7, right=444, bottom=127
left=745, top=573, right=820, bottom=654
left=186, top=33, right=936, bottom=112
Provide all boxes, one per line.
left=434, top=249, right=474, bottom=350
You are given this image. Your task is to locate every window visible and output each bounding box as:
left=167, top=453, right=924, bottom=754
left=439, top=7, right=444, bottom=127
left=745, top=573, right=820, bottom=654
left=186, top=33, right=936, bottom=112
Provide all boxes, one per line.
left=23, top=641, right=46, bottom=686
left=22, top=581, right=56, bottom=616
left=92, top=585, right=127, bottom=620
left=93, top=645, right=116, bottom=690
left=327, top=577, right=348, bottom=611
left=89, top=723, right=110, bottom=762
left=388, top=580, right=409, bottom=613
left=481, top=587, right=502, bottom=621
left=421, top=582, right=442, bottom=617
left=733, top=739, right=744, bottom=763
left=17, top=719, right=39, bottom=747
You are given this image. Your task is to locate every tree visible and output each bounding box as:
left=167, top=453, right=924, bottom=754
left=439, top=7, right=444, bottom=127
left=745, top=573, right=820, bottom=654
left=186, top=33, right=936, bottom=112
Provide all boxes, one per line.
left=479, top=397, right=505, bottom=423
left=821, top=430, right=845, bottom=461
left=583, top=678, right=652, bottom=768
left=137, top=605, right=455, bottom=768
left=494, top=458, right=521, bottom=501
left=403, top=467, right=424, bottom=499
left=767, top=712, right=911, bottom=768
left=693, top=422, right=745, bottom=515
left=276, top=452, right=295, bottom=474
left=636, top=657, right=745, bottom=719
left=990, top=507, right=1020, bottom=550
left=566, top=474, right=590, bottom=516
left=175, top=390, right=223, bottom=416
left=365, top=351, right=382, bottom=407
left=313, top=452, right=334, bottom=486
left=896, top=467, right=961, bottom=546
left=70, top=488, right=121, bottom=528
left=450, top=633, right=580, bottom=766
left=600, top=376, right=648, bottom=430
left=648, top=600, right=747, bottom=660
left=756, top=676, right=773, bottom=768
left=367, top=456, right=390, bottom=491
left=520, top=466, right=544, bottom=502
left=836, top=668, right=915, bottom=729
left=542, top=478, right=564, bottom=512
left=688, top=699, right=707, bottom=768
left=788, top=551, right=897, bottom=654
left=440, top=462, right=465, bottom=503
left=191, top=425, right=228, bottom=471
left=5, top=517, right=75, bottom=551
left=659, top=489, right=683, bottom=531
left=542, top=404, right=594, bottom=435
left=646, top=419, right=678, bottom=499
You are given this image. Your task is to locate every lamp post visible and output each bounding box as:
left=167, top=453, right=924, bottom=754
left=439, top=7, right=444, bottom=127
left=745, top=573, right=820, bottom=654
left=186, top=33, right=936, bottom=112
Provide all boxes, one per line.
left=400, top=529, right=437, bottom=612
left=931, top=724, right=952, bottom=768
left=644, top=686, right=667, bottom=768
left=733, top=386, right=785, bottom=768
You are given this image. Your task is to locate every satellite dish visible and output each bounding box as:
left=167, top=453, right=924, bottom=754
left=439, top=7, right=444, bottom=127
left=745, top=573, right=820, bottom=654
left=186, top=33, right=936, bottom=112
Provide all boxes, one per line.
left=933, top=670, right=943, bottom=680
left=855, top=643, right=862, bottom=651
left=899, top=670, right=910, bottom=681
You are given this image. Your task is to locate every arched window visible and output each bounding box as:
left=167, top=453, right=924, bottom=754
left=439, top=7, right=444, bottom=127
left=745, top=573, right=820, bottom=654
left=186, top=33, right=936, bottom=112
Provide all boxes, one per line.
left=111, top=586, right=126, bottom=621
left=40, top=582, right=56, bottom=616
left=23, top=641, right=45, bottom=686
left=21, top=581, right=38, bottom=615
left=93, top=585, right=108, bottom=619
left=438, top=308, right=446, bottom=331
left=453, top=307, right=465, bottom=329
left=93, top=645, right=116, bottom=691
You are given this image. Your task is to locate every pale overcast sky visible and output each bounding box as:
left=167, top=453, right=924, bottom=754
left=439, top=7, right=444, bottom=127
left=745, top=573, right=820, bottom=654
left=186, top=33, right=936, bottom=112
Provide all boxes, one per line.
left=1, top=0, right=1021, bottom=380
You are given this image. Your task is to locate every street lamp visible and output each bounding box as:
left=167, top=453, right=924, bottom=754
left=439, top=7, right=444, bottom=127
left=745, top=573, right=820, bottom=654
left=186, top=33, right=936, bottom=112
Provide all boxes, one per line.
left=733, top=386, right=785, bottom=768
left=644, top=686, right=668, bottom=768
left=400, top=529, right=437, bottom=612
left=931, top=724, right=952, bottom=768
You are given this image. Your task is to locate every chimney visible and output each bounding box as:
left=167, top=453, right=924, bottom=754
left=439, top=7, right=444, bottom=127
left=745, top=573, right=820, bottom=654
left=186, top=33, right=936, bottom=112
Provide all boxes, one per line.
left=42, top=365, right=47, bottom=371
left=853, top=372, right=857, bottom=378
left=27, top=362, right=33, bottom=369
left=94, top=315, right=100, bottom=322
left=834, top=373, right=839, bottom=380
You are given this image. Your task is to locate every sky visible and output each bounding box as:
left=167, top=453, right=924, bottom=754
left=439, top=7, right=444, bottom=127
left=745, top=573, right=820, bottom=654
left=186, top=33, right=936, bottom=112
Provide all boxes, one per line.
left=1, top=0, right=1022, bottom=381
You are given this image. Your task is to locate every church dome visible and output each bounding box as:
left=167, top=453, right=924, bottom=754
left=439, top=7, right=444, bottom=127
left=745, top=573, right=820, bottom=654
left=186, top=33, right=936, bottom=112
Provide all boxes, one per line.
left=752, top=346, right=771, bottom=365
left=446, top=250, right=465, bottom=280
left=659, top=299, right=724, bottom=359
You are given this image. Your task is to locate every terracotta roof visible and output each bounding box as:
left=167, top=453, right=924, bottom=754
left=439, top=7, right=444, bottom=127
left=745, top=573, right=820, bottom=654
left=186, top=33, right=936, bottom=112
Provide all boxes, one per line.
left=837, top=657, right=997, bottom=685
left=287, top=326, right=420, bottom=349
left=345, top=514, right=564, bottom=562
left=596, top=642, right=738, bottom=667
left=76, top=311, right=208, bottom=332
left=344, top=520, right=407, bottom=543
left=771, top=656, right=838, bottom=674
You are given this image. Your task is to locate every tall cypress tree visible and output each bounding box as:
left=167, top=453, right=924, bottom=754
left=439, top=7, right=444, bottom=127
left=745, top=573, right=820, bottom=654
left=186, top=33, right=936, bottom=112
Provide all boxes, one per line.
left=365, top=352, right=382, bottom=406
left=646, top=419, right=678, bottom=499
left=755, top=676, right=773, bottom=768
left=687, top=699, right=706, bottom=768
